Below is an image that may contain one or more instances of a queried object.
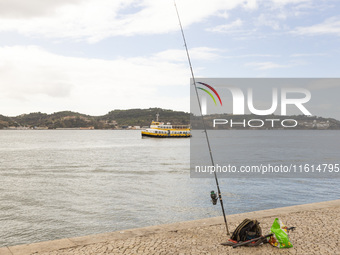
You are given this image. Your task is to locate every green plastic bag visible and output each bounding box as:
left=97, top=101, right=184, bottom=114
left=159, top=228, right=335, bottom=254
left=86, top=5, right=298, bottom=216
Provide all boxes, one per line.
left=268, top=218, right=293, bottom=249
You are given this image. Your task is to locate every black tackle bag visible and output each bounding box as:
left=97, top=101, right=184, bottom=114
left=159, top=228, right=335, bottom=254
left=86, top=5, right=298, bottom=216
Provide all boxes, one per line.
left=230, top=219, right=262, bottom=242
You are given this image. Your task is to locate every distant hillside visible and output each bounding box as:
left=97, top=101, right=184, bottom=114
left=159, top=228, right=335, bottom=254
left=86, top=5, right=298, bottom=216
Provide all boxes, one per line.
left=2, top=109, right=340, bottom=130
left=0, top=114, right=16, bottom=129
left=101, top=108, right=190, bottom=127
left=1, top=108, right=190, bottom=129
left=10, top=111, right=98, bottom=129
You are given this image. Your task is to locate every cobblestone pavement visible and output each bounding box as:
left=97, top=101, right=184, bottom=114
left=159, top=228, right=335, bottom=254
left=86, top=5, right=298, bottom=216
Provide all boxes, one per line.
left=36, top=206, right=340, bottom=255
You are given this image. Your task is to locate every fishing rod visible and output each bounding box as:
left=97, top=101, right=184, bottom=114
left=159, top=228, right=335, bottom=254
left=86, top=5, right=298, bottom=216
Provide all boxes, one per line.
left=174, top=1, right=230, bottom=235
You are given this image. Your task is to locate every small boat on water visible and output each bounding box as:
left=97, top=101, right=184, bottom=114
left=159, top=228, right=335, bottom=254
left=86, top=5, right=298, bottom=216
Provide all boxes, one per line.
left=141, top=114, right=191, bottom=138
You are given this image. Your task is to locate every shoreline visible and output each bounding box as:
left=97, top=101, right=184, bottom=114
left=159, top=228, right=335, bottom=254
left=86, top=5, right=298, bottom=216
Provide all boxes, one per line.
left=1, top=199, right=340, bottom=255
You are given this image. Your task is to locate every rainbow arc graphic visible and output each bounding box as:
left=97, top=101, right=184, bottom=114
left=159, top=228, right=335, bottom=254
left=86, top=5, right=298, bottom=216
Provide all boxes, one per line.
left=197, top=82, right=222, bottom=106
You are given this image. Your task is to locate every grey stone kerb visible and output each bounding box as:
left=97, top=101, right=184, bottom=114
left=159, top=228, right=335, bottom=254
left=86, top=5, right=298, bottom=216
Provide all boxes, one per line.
left=1, top=199, right=340, bottom=255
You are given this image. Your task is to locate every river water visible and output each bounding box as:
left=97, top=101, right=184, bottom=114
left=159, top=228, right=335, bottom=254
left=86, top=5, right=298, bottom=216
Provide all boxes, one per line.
left=0, top=130, right=339, bottom=247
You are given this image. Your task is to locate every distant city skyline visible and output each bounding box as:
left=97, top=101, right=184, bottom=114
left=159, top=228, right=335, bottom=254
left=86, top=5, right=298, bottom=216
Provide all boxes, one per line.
left=0, top=0, right=340, bottom=118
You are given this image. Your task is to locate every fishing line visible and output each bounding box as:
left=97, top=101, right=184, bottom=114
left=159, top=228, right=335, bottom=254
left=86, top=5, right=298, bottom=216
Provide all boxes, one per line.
left=174, top=1, right=230, bottom=235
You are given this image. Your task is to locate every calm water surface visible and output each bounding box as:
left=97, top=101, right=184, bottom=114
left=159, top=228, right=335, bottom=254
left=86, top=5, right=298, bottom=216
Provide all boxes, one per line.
left=0, top=130, right=339, bottom=247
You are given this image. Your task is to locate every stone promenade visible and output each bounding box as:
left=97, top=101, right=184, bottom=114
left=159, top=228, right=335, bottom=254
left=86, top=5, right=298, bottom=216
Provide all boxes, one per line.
left=1, top=200, right=339, bottom=255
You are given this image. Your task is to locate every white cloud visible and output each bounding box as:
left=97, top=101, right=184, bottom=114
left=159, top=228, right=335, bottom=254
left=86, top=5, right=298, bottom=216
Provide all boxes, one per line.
left=0, top=0, right=84, bottom=18
left=242, top=0, right=258, bottom=10
left=154, top=47, right=223, bottom=62
left=234, top=54, right=281, bottom=58
left=0, top=0, right=247, bottom=42
left=256, top=14, right=281, bottom=30
left=0, top=0, right=320, bottom=42
left=216, top=11, right=229, bottom=20
left=207, top=0, right=318, bottom=37
left=208, top=18, right=243, bottom=33
left=0, top=46, right=192, bottom=115
left=290, top=53, right=327, bottom=57
left=245, top=61, right=290, bottom=70
left=292, top=16, right=340, bottom=36
left=270, top=0, right=311, bottom=5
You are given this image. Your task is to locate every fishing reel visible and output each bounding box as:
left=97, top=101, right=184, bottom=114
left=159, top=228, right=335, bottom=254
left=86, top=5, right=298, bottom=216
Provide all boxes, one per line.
left=210, top=190, right=218, bottom=205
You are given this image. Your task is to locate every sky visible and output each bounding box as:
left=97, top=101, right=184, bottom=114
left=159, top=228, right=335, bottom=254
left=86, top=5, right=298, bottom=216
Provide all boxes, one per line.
left=0, top=0, right=340, bottom=117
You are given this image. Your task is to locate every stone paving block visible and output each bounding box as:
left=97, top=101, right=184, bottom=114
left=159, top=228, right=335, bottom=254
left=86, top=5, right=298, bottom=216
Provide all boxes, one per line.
left=7, top=238, right=76, bottom=255
left=3, top=199, right=340, bottom=255
left=0, top=247, right=12, bottom=255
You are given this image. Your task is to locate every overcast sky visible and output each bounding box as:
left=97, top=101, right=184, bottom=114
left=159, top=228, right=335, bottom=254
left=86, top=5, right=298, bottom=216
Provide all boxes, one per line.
left=0, top=0, right=340, bottom=117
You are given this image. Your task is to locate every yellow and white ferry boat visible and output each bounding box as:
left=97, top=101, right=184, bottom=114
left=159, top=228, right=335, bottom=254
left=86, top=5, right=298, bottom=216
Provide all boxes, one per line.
left=141, top=114, right=191, bottom=138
